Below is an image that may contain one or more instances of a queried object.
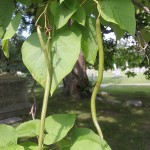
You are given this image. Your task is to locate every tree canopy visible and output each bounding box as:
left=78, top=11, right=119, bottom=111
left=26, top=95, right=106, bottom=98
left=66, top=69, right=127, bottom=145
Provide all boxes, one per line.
left=0, top=0, right=150, bottom=78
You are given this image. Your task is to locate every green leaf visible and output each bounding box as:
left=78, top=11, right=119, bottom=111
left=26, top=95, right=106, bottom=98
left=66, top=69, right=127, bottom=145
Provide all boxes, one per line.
left=110, top=23, right=125, bottom=40
left=100, top=0, right=136, bottom=35
left=72, top=6, right=86, bottom=26
left=0, top=124, right=17, bottom=147
left=70, top=22, right=82, bottom=37
left=0, top=145, right=25, bottom=150
left=82, top=0, right=98, bottom=16
left=16, top=120, right=40, bottom=138
left=82, top=17, right=98, bottom=65
left=22, top=30, right=81, bottom=94
left=20, top=142, right=38, bottom=150
left=0, top=0, right=14, bottom=38
left=16, top=0, right=30, bottom=5
left=57, top=139, right=72, bottom=150
left=32, top=0, right=43, bottom=5
left=71, top=128, right=101, bottom=143
left=50, top=1, right=77, bottom=29
left=140, top=26, right=150, bottom=42
left=2, top=39, right=9, bottom=59
left=44, top=114, right=76, bottom=145
left=71, top=128, right=111, bottom=150
left=50, top=2, right=59, bottom=16
left=101, top=18, right=125, bottom=40
left=3, top=13, right=21, bottom=40
left=63, top=0, right=77, bottom=10
left=71, top=140, right=103, bottom=150
left=0, top=27, right=4, bottom=38
left=59, top=0, right=64, bottom=4
left=17, top=0, right=42, bottom=6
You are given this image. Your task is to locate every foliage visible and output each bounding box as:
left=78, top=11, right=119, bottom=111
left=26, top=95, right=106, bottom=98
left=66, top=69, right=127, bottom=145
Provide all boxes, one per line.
left=0, top=124, right=18, bottom=148
left=0, top=39, right=27, bottom=73
left=0, top=0, right=14, bottom=38
left=22, top=31, right=81, bottom=94
left=101, top=0, right=136, bottom=35
left=19, top=0, right=137, bottom=91
left=82, top=17, right=98, bottom=65
left=26, top=80, right=150, bottom=150
left=0, top=0, right=150, bottom=149
left=0, top=115, right=110, bottom=150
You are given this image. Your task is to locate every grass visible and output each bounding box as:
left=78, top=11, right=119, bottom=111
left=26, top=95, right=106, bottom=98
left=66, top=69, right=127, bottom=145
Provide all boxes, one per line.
left=102, top=70, right=150, bottom=84
left=100, top=85, right=150, bottom=150
left=27, top=71, right=150, bottom=150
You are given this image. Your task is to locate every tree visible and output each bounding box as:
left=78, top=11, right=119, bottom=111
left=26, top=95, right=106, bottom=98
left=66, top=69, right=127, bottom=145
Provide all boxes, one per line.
left=65, top=0, right=150, bottom=98
left=63, top=52, right=90, bottom=99
left=1, top=0, right=150, bottom=98
left=0, top=1, right=35, bottom=73
left=0, top=0, right=150, bottom=149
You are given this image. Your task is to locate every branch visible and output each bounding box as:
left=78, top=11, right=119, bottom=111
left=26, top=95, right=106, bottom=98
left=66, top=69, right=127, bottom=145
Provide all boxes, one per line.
left=29, top=80, right=37, bottom=120
left=132, top=0, right=150, bottom=15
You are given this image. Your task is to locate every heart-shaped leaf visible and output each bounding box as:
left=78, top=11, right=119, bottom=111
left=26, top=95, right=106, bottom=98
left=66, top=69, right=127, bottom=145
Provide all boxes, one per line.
left=3, top=13, right=21, bottom=40
left=71, top=140, right=103, bottom=150
left=100, top=0, right=136, bottom=35
left=71, top=128, right=111, bottom=150
left=1, top=144, right=25, bottom=150
left=44, top=114, right=76, bottom=145
left=72, top=6, right=86, bottom=26
left=2, top=39, right=9, bottom=58
left=0, top=124, right=17, bottom=147
left=0, top=0, right=14, bottom=38
left=82, top=17, right=98, bottom=65
left=16, top=120, right=40, bottom=138
left=50, top=1, right=77, bottom=29
left=22, top=30, right=81, bottom=94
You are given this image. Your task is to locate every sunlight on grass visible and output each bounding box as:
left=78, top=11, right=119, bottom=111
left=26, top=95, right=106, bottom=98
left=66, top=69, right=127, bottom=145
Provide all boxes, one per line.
left=101, top=70, right=150, bottom=84
left=131, top=109, right=144, bottom=115
left=99, top=116, right=117, bottom=123
left=27, top=72, right=150, bottom=150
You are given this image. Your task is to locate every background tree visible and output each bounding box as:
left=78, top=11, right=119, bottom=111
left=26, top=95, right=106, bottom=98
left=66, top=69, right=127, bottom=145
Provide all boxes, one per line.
left=0, top=0, right=150, bottom=149
left=63, top=0, right=150, bottom=98
left=0, top=0, right=150, bottom=98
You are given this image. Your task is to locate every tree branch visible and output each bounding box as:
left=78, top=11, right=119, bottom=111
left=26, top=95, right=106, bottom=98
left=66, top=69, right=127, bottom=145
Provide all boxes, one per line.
left=132, top=0, right=150, bottom=15
left=29, top=80, right=37, bottom=120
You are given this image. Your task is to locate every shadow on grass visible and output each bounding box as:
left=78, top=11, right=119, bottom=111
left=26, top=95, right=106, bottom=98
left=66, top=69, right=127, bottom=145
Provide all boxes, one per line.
left=26, top=84, right=150, bottom=150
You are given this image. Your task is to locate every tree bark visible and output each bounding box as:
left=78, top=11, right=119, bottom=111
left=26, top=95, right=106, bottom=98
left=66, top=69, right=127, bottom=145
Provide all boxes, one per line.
left=63, top=52, right=90, bottom=99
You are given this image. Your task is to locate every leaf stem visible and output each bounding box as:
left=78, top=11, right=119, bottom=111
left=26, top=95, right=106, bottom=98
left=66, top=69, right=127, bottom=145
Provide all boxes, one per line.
left=91, top=18, right=104, bottom=139
left=35, top=4, right=48, bottom=26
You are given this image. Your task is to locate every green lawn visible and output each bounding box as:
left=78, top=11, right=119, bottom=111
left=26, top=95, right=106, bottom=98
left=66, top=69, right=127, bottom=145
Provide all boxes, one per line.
left=102, top=70, right=150, bottom=84
left=27, top=72, right=150, bottom=150
left=100, top=85, right=150, bottom=150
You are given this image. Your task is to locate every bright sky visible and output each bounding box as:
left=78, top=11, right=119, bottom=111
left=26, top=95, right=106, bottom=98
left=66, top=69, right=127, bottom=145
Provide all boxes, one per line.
left=104, top=32, right=116, bottom=41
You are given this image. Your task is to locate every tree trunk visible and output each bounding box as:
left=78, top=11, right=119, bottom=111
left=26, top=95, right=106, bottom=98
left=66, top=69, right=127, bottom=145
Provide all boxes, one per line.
left=63, top=52, right=90, bottom=99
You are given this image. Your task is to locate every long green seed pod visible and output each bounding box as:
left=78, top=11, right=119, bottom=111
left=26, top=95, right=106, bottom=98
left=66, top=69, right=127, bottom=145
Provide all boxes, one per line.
left=91, top=18, right=104, bottom=139
left=37, top=26, right=52, bottom=150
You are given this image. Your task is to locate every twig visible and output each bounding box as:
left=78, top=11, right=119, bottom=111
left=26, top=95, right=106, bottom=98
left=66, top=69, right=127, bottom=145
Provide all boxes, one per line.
left=29, top=80, right=37, bottom=120
left=132, top=0, right=150, bottom=15
left=135, top=31, right=150, bottom=66
left=80, top=0, right=86, bottom=6
left=136, top=31, right=148, bottom=51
